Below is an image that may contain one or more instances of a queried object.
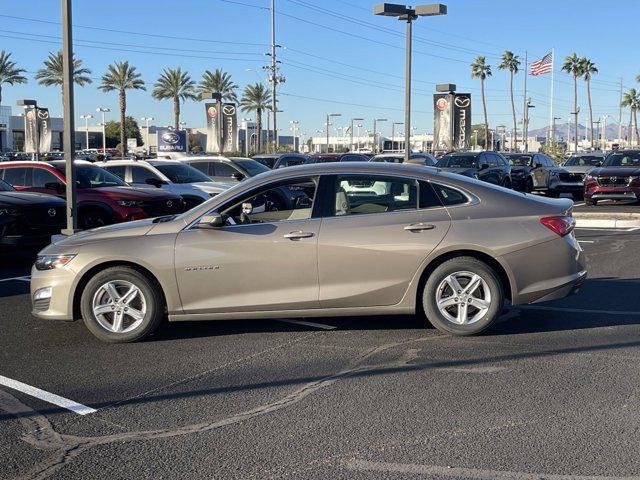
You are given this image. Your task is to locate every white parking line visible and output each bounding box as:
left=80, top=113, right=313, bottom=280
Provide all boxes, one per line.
left=276, top=319, right=337, bottom=330
left=573, top=202, right=586, bottom=207
left=0, top=275, right=30, bottom=283
left=0, top=375, right=96, bottom=416
left=520, top=305, right=640, bottom=316
left=578, top=240, right=595, bottom=243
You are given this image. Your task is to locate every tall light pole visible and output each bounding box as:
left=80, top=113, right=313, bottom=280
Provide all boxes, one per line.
left=315, top=129, right=323, bottom=153
left=392, top=121, right=403, bottom=151
left=524, top=98, right=535, bottom=151
left=552, top=116, right=561, bottom=147
left=356, top=123, right=363, bottom=150
left=80, top=114, right=92, bottom=149
left=290, top=120, right=299, bottom=152
left=374, top=3, right=447, bottom=163
left=326, top=113, right=341, bottom=153
left=601, top=114, right=610, bottom=151
left=349, top=117, right=364, bottom=152
left=373, top=118, right=387, bottom=153
left=140, top=116, right=153, bottom=153
left=97, top=107, right=110, bottom=152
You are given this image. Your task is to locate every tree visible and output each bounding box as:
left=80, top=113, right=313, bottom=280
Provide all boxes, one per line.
left=580, top=57, right=598, bottom=148
left=498, top=51, right=520, bottom=152
left=621, top=88, right=640, bottom=147
left=34, top=50, right=92, bottom=108
left=471, top=56, right=492, bottom=149
left=104, top=116, right=142, bottom=149
left=562, top=53, right=583, bottom=152
left=239, top=83, right=271, bottom=153
left=198, top=68, right=238, bottom=102
left=152, top=67, right=197, bottom=130
left=0, top=50, right=27, bottom=106
left=99, top=61, right=146, bottom=157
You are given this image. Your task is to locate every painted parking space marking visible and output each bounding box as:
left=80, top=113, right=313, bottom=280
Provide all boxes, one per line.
left=276, top=319, right=337, bottom=330
left=0, top=275, right=31, bottom=283
left=520, top=305, right=640, bottom=316
left=0, top=375, right=96, bottom=416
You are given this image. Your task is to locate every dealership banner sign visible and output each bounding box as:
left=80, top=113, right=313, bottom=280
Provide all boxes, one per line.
left=37, top=108, right=52, bottom=153
left=24, top=106, right=38, bottom=153
left=433, top=94, right=453, bottom=151
left=205, top=103, right=221, bottom=152
left=221, top=103, right=238, bottom=153
left=452, top=94, right=471, bottom=150
left=157, top=129, right=188, bottom=153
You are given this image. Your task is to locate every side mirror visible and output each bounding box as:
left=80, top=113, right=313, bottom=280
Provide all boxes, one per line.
left=596, top=161, right=603, bottom=167
left=231, top=172, right=245, bottom=181
left=44, top=181, right=65, bottom=194
left=480, top=163, right=490, bottom=170
left=145, top=178, right=165, bottom=188
left=197, top=212, right=224, bottom=228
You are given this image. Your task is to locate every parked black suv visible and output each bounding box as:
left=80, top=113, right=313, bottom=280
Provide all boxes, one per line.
left=435, top=151, right=512, bottom=187
left=502, top=152, right=557, bottom=193
left=0, top=178, right=65, bottom=249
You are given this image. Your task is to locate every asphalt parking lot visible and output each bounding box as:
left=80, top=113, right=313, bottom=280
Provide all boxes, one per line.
left=2, top=225, right=640, bottom=479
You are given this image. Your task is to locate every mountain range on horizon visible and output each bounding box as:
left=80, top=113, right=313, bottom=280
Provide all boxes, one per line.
left=526, top=122, right=627, bottom=140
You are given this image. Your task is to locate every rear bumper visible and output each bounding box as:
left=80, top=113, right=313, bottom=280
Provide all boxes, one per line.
left=530, top=270, right=586, bottom=303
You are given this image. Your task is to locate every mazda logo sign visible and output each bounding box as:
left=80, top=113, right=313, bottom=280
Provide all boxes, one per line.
left=207, top=106, right=218, bottom=117
left=223, top=105, right=236, bottom=116
left=47, top=208, right=57, bottom=217
left=455, top=97, right=470, bottom=108
left=37, top=109, right=50, bottom=119
left=161, top=132, right=180, bottom=145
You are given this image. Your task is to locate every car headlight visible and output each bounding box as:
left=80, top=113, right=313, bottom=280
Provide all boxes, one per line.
left=35, top=254, right=76, bottom=271
left=0, top=208, right=19, bottom=216
left=116, top=200, right=143, bottom=207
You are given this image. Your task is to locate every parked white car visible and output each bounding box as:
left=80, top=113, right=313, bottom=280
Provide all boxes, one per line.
left=96, top=159, right=234, bottom=209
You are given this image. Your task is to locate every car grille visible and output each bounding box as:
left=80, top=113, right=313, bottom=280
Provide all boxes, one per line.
left=3, top=206, right=65, bottom=236
left=596, top=176, right=630, bottom=187
left=558, top=172, right=584, bottom=183
left=140, top=198, right=185, bottom=217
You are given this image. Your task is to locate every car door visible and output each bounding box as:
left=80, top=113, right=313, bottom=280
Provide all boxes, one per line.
left=212, top=161, right=243, bottom=182
left=476, top=153, right=495, bottom=184
left=174, top=175, right=321, bottom=314
left=129, top=165, right=165, bottom=188
left=531, top=154, right=550, bottom=188
left=317, top=174, right=451, bottom=308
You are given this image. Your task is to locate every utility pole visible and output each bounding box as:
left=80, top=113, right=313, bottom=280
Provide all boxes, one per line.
left=61, top=0, right=77, bottom=234
left=522, top=51, right=528, bottom=153
left=265, top=0, right=284, bottom=152
left=618, top=77, right=623, bottom=143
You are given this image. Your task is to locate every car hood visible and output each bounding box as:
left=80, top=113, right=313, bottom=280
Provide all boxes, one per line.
left=0, top=191, right=66, bottom=207
left=48, top=217, right=158, bottom=248
left=561, top=165, right=596, bottom=174
left=191, top=181, right=235, bottom=194
left=437, top=167, right=476, bottom=177
left=90, top=186, right=181, bottom=200
left=588, top=167, right=640, bottom=176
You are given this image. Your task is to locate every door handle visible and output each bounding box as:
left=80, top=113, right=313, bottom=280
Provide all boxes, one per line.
left=284, top=231, right=315, bottom=240
left=404, top=223, right=436, bottom=232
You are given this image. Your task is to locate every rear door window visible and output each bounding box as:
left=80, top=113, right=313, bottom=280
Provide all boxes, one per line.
left=1, top=167, right=31, bottom=187
left=131, top=165, right=161, bottom=183
left=102, top=165, right=127, bottom=180
left=431, top=183, right=468, bottom=206
left=331, top=175, right=418, bottom=216
left=213, top=162, right=239, bottom=177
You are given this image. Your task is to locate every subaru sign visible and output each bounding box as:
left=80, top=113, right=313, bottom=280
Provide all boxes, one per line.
left=157, top=129, right=188, bottom=153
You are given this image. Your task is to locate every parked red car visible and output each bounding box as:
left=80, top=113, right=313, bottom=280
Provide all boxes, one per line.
left=584, top=150, right=640, bottom=205
left=0, top=161, right=184, bottom=228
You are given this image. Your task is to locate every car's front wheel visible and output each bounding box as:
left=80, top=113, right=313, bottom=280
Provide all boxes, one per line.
left=80, top=266, right=164, bottom=343
left=423, top=257, right=504, bottom=336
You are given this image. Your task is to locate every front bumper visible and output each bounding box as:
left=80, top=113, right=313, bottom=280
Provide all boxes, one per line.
left=585, top=185, right=639, bottom=201
left=30, top=262, right=78, bottom=320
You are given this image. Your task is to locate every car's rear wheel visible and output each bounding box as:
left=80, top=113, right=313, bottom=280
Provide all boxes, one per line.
left=525, top=177, right=534, bottom=193
left=80, top=266, right=164, bottom=343
left=423, top=257, right=504, bottom=336
left=502, top=177, right=512, bottom=189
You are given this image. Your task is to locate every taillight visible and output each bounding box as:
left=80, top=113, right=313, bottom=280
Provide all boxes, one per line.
left=540, top=215, right=575, bottom=237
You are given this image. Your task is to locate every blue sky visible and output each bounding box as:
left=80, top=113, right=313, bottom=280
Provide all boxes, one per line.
left=0, top=0, right=636, bottom=137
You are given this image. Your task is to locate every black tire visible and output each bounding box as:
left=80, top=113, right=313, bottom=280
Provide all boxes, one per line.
left=525, top=177, right=534, bottom=193
left=80, top=266, right=164, bottom=343
left=79, top=207, right=113, bottom=229
left=502, top=177, right=512, bottom=189
left=585, top=197, right=598, bottom=206
left=422, top=257, right=504, bottom=336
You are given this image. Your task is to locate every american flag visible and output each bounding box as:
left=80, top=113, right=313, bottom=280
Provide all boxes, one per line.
left=530, top=51, right=553, bottom=75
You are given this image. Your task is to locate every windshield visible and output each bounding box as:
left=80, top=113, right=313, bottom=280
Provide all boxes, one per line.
left=54, top=164, right=128, bottom=188
left=253, top=157, right=278, bottom=168
left=155, top=163, right=211, bottom=183
left=372, top=155, right=403, bottom=163
left=505, top=155, right=533, bottom=167
left=235, top=159, right=270, bottom=177
left=564, top=156, right=603, bottom=166
left=603, top=152, right=640, bottom=167
left=0, top=178, right=13, bottom=191
left=436, top=155, right=479, bottom=169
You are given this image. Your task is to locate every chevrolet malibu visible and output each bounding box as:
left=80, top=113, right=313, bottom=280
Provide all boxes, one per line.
left=31, top=163, right=586, bottom=342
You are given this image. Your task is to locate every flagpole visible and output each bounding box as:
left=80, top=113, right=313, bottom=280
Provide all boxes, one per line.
left=522, top=50, right=528, bottom=152
left=549, top=49, right=554, bottom=146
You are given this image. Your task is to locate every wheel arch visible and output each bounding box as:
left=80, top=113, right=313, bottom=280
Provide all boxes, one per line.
left=72, top=261, right=168, bottom=320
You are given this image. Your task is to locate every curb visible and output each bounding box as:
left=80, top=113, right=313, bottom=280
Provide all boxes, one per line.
left=573, top=212, right=640, bottom=229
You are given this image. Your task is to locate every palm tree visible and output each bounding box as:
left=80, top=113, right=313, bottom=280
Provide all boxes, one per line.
left=471, top=56, right=492, bottom=149
left=580, top=58, right=598, bottom=148
left=239, top=82, right=271, bottom=153
left=0, top=50, right=27, bottom=106
left=99, top=61, right=146, bottom=156
left=198, top=68, right=238, bottom=102
left=561, top=53, right=583, bottom=152
left=621, top=88, right=640, bottom=147
left=35, top=50, right=92, bottom=108
left=152, top=67, right=197, bottom=130
left=498, top=51, right=520, bottom=151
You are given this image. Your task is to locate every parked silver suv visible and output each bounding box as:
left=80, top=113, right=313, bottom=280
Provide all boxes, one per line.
left=96, top=159, right=234, bottom=209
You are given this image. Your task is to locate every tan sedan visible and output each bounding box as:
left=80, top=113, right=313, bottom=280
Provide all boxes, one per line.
left=31, top=163, right=586, bottom=342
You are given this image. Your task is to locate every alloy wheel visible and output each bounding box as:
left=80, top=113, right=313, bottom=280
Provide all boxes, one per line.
left=435, top=271, right=492, bottom=325
left=91, top=280, right=147, bottom=333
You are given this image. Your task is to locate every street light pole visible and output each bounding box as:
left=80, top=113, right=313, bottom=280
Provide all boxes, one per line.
left=601, top=114, right=610, bottom=151
left=350, top=117, right=363, bottom=152
left=392, top=122, right=403, bottom=151
left=61, top=0, right=77, bottom=234
left=80, top=114, right=92, bottom=149
left=290, top=120, right=299, bottom=152
left=97, top=107, right=110, bottom=152
left=140, top=116, right=153, bottom=153
left=326, top=113, right=341, bottom=153
left=374, top=3, right=447, bottom=163
left=373, top=118, right=387, bottom=153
